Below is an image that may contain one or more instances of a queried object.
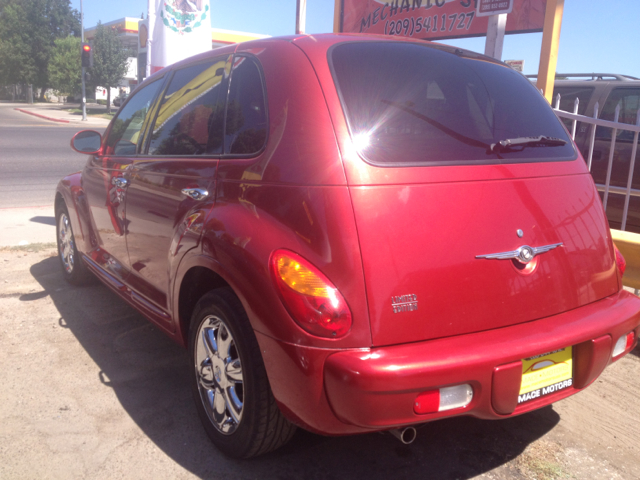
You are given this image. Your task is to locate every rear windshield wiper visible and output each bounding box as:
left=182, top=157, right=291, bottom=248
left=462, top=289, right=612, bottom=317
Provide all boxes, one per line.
left=490, top=136, right=568, bottom=152
left=380, top=99, right=493, bottom=151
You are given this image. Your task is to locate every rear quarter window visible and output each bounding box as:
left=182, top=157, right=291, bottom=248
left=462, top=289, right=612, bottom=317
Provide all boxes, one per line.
left=330, top=42, right=576, bottom=166
left=224, top=55, right=268, bottom=156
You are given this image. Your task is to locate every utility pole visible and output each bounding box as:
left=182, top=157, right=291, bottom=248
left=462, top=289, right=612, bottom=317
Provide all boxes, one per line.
left=296, top=0, right=307, bottom=34
left=484, top=14, right=507, bottom=60
left=80, top=0, right=87, bottom=121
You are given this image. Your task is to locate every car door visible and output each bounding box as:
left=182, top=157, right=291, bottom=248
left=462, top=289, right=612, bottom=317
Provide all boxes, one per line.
left=83, top=77, right=164, bottom=285
left=123, top=55, right=232, bottom=329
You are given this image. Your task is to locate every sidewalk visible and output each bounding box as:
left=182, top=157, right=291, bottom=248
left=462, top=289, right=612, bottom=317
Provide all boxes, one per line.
left=9, top=102, right=113, bottom=126
left=0, top=206, right=56, bottom=247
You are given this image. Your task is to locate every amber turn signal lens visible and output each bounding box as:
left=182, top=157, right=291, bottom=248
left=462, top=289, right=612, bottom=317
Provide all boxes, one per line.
left=270, top=250, right=352, bottom=338
left=275, top=256, right=332, bottom=298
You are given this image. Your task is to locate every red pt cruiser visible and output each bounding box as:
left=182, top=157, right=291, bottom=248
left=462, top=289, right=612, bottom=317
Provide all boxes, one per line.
left=56, top=34, right=640, bottom=458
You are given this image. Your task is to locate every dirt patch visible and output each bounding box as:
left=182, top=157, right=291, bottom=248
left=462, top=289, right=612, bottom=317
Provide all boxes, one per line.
left=515, top=440, right=569, bottom=479
left=1, top=247, right=639, bottom=479
left=0, top=242, right=57, bottom=252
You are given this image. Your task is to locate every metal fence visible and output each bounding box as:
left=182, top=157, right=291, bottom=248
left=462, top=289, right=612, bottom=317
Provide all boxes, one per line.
left=552, top=95, right=640, bottom=231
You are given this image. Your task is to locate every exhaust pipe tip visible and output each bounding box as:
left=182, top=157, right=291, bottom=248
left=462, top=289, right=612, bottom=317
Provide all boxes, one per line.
left=389, top=427, right=417, bottom=445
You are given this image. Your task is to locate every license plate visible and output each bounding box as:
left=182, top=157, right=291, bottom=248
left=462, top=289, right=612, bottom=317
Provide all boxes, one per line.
left=518, top=346, right=573, bottom=404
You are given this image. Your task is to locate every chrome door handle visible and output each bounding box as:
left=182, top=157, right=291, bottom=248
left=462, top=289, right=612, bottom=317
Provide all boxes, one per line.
left=112, top=177, right=129, bottom=188
left=181, top=188, right=209, bottom=201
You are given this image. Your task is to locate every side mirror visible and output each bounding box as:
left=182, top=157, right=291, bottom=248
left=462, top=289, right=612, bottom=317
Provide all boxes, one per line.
left=71, top=130, right=102, bottom=155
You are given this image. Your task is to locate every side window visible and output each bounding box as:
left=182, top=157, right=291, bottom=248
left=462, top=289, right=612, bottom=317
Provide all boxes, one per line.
left=552, top=86, right=593, bottom=133
left=225, top=56, right=268, bottom=155
left=552, top=87, right=593, bottom=115
left=598, top=88, right=640, bottom=142
left=148, top=56, right=231, bottom=156
left=600, top=88, right=640, bottom=124
left=105, top=79, right=163, bottom=156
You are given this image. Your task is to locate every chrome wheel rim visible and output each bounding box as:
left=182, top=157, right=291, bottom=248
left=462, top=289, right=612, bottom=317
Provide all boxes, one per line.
left=195, top=315, right=243, bottom=435
left=58, top=212, right=75, bottom=274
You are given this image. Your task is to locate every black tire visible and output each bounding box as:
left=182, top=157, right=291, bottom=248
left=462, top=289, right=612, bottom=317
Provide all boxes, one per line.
left=189, top=288, right=296, bottom=458
left=55, top=203, right=92, bottom=285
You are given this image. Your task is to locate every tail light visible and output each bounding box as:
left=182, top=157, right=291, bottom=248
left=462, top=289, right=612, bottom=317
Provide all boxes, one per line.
left=270, top=250, right=352, bottom=338
left=614, top=244, right=626, bottom=276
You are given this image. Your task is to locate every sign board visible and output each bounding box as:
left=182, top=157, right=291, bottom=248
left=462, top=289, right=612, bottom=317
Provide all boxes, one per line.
left=505, top=59, right=524, bottom=72
left=339, top=0, right=546, bottom=41
left=476, top=0, right=513, bottom=17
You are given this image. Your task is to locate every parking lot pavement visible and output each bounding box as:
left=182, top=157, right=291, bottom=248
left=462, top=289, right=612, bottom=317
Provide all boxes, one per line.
left=0, top=246, right=639, bottom=479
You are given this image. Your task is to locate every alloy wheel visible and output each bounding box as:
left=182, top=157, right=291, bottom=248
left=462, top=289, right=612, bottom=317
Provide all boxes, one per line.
left=58, top=212, right=75, bottom=274
left=195, top=315, right=244, bottom=434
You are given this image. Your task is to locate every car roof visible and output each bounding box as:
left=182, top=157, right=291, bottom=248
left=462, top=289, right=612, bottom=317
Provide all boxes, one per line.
left=135, top=33, right=508, bottom=93
left=526, top=73, right=640, bottom=84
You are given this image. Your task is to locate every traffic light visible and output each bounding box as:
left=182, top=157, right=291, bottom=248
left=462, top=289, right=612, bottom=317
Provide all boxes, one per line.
left=81, top=43, right=93, bottom=68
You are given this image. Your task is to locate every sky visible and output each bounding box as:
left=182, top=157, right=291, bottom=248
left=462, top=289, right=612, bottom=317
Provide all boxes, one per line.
left=70, top=0, right=640, bottom=79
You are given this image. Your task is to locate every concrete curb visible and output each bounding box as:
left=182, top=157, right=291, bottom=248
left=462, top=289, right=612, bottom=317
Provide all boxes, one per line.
left=15, top=107, right=71, bottom=124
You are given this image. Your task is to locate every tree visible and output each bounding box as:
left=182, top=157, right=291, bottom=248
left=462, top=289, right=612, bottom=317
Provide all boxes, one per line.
left=48, top=36, right=81, bottom=97
left=91, top=22, right=130, bottom=113
left=0, top=0, right=80, bottom=99
left=0, top=2, right=39, bottom=88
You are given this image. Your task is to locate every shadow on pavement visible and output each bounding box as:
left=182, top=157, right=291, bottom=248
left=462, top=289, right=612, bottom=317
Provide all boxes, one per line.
left=30, top=255, right=558, bottom=479
left=30, top=215, right=55, bottom=226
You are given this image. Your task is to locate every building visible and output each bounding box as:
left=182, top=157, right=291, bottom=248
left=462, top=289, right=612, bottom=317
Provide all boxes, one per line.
left=84, top=17, right=269, bottom=103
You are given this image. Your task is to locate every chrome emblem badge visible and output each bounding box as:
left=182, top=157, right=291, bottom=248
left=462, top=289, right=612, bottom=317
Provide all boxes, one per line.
left=391, top=294, right=418, bottom=313
left=476, top=243, right=562, bottom=264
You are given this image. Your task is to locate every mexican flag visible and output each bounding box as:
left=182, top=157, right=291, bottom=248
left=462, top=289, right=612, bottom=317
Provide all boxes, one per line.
left=148, top=0, right=212, bottom=74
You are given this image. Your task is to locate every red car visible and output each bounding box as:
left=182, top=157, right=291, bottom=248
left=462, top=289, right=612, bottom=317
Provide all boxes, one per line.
left=56, top=34, right=640, bottom=458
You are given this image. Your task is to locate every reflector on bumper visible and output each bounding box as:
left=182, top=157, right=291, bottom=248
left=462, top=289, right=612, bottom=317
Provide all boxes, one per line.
left=414, top=385, right=473, bottom=414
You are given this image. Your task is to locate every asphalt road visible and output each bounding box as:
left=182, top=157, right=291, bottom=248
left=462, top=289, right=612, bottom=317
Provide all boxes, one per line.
left=0, top=104, right=103, bottom=208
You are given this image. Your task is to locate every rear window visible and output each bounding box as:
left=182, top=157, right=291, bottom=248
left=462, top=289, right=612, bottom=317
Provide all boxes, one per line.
left=330, top=42, right=576, bottom=166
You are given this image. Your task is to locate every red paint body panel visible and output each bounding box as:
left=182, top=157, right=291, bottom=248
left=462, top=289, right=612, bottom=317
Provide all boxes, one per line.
left=254, top=331, right=370, bottom=435
left=55, top=34, right=640, bottom=441
left=125, top=158, right=218, bottom=328
left=199, top=183, right=370, bottom=349
left=322, top=290, right=639, bottom=430
left=572, top=335, right=612, bottom=389
left=350, top=172, right=618, bottom=345
left=217, top=39, right=347, bottom=186
left=491, top=361, right=522, bottom=415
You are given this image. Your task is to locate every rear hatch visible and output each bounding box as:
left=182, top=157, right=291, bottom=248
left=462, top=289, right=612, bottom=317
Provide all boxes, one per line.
left=330, top=42, right=619, bottom=347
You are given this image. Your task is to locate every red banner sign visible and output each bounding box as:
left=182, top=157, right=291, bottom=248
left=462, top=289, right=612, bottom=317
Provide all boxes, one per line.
left=339, top=0, right=546, bottom=41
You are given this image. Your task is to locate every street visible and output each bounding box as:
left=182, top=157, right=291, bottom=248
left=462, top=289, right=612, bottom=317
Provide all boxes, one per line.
left=0, top=103, right=108, bottom=246
left=0, top=106, right=639, bottom=479
left=0, top=103, right=102, bottom=208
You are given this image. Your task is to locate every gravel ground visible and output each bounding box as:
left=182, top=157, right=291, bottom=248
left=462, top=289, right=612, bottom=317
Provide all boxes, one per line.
left=1, top=245, right=639, bottom=480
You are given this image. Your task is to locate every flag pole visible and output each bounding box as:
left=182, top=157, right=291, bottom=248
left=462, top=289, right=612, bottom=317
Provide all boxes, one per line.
left=81, top=0, right=87, bottom=121
left=146, top=0, right=155, bottom=77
